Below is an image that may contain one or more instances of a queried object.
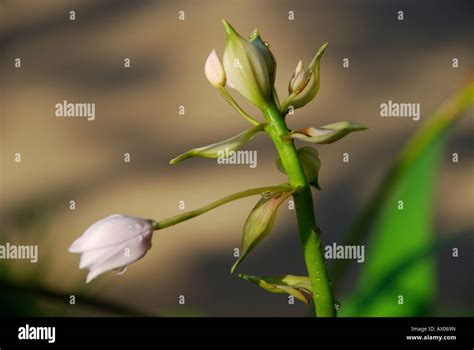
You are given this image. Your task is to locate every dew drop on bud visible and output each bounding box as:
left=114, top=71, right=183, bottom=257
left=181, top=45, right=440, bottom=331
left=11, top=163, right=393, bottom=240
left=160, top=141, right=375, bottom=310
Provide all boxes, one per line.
left=334, top=301, right=342, bottom=311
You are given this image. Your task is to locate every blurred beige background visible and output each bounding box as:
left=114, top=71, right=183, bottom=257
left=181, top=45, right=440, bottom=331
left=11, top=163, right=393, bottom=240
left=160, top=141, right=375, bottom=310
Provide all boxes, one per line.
left=1, top=0, right=473, bottom=316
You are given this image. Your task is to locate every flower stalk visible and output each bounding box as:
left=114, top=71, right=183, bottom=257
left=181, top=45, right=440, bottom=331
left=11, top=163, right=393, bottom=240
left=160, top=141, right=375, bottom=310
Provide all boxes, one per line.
left=152, top=184, right=291, bottom=230
left=261, top=101, right=336, bottom=317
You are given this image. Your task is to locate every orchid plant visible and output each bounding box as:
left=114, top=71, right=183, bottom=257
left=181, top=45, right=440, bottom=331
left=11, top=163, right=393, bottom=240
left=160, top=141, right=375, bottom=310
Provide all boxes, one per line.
left=69, top=20, right=367, bottom=317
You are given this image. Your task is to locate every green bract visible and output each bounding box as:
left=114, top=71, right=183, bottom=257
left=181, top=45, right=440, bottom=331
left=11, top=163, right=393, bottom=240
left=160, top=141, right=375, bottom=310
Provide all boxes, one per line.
left=231, top=189, right=296, bottom=273
left=276, top=147, right=322, bottom=189
left=169, top=123, right=265, bottom=164
left=285, top=121, right=368, bottom=144
left=238, top=274, right=313, bottom=304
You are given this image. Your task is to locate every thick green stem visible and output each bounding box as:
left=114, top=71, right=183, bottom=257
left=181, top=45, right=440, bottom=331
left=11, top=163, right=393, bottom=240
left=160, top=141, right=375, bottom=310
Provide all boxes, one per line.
left=152, top=184, right=291, bottom=230
left=262, top=102, right=336, bottom=317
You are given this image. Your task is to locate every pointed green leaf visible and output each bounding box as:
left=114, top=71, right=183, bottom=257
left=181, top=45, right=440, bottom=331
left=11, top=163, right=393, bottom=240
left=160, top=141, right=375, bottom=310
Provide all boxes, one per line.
left=336, top=82, right=474, bottom=316
left=231, top=189, right=295, bottom=273
left=276, top=147, right=322, bottom=189
left=238, top=274, right=312, bottom=304
left=285, top=121, right=367, bottom=144
left=170, top=124, right=265, bottom=164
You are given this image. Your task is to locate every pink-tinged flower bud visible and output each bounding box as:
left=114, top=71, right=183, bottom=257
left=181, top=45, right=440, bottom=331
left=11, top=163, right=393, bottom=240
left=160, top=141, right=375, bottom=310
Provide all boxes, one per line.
left=205, top=49, right=226, bottom=87
left=288, top=60, right=309, bottom=94
left=281, top=42, right=328, bottom=114
left=68, top=214, right=154, bottom=283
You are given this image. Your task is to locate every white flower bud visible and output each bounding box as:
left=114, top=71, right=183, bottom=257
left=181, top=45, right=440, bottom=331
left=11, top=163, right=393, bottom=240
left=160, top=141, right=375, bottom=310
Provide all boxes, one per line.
left=288, top=60, right=310, bottom=93
left=69, top=214, right=154, bottom=283
left=281, top=42, right=328, bottom=114
left=205, top=49, right=226, bottom=87
left=222, top=20, right=272, bottom=108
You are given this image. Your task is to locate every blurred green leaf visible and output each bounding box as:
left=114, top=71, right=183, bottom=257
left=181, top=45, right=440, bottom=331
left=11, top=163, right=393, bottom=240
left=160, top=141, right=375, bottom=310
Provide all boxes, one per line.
left=0, top=278, right=152, bottom=316
left=0, top=269, right=38, bottom=316
left=338, top=82, right=474, bottom=316
left=340, top=232, right=470, bottom=316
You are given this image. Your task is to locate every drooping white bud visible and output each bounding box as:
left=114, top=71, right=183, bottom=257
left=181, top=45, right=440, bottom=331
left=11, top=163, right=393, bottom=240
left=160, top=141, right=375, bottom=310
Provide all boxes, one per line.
left=69, top=214, right=154, bottom=283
